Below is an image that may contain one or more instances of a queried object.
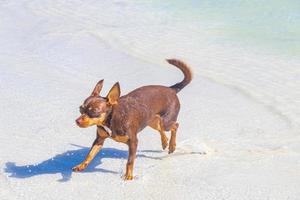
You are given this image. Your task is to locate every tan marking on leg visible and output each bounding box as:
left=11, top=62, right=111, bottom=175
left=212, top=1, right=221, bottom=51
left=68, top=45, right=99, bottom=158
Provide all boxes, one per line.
left=124, top=162, right=134, bottom=180
left=148, top=115, right=168, bottom=150
left=72, top=138, right=105, bottom=172
left=124, top=139, right=137, bottom=180
left=169, top=122, right=178, bottom=154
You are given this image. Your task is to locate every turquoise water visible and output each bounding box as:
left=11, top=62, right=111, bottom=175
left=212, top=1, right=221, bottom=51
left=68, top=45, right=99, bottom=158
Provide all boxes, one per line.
left=148, top=0, right=300, bottom=57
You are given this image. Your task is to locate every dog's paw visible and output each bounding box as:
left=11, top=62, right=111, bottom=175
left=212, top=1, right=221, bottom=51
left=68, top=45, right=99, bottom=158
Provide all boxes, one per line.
left=168, top=143, right=176, bottom=154
left=123, top=173, right=134, bottom=181
left=72, top=163, right=87, bottom=172
left=162, top=138, right=168, bottom=150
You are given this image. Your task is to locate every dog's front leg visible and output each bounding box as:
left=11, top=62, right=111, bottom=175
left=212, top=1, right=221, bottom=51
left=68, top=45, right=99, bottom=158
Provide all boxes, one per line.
left=124, top=138, right=138, bottom=180
left=72, top=137, right=106, bottom=172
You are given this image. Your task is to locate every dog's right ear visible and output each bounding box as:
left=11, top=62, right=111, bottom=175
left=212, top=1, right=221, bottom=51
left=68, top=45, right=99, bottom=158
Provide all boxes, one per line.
left=91, top=79, right=104, bottom=96
left=106, top=82, right=120, bottom=105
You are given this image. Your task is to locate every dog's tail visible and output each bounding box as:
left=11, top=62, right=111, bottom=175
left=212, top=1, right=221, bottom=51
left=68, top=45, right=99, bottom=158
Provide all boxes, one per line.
left=167, top=59, right=193, bottom=93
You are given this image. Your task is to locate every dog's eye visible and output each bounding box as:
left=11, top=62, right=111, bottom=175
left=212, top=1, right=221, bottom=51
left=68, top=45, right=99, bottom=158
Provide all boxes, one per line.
left=79, top=106, right=85, bottom=114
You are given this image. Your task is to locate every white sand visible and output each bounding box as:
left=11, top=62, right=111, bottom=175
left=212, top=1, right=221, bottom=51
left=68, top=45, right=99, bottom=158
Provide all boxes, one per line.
left=1, top=1, right=299, bottom=200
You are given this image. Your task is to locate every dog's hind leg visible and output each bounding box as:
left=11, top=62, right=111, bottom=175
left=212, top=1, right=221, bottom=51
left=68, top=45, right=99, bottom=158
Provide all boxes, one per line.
left=161, top=107, right=179, bottom=154
left=148, top=115, right=169, bottom=150
left=168, top=122, right=179, bottom=154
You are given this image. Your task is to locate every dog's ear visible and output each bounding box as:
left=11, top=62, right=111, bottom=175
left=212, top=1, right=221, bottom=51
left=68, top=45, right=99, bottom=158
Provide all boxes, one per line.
left=106, top=82, right=120, bottom=105
left=91, top=79, right=104, bottom=96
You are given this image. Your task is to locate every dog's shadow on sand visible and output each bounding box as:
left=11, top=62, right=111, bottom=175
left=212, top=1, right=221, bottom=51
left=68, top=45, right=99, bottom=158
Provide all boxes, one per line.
left=4, top=144, right=161, bottom=182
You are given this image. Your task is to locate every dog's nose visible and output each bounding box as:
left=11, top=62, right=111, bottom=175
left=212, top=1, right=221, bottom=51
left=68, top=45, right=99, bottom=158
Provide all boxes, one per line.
left=76, top=119, right=81, bottom=125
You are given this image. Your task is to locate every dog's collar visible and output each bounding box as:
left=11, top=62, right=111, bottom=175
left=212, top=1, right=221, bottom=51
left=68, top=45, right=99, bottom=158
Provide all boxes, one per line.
left=98, top=125, right=112, bottom=137
left=97, top=107, right=113, bottom=137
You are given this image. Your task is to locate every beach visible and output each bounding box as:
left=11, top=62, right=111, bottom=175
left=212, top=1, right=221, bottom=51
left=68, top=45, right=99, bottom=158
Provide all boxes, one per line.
left=0, top=1, right=299, bottom=199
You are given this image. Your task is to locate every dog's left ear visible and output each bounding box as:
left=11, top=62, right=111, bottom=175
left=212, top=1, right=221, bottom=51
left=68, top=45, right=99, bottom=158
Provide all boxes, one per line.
left=91, top=79, right=104, bottom=96
left=106, top=82, right=120, bottom=105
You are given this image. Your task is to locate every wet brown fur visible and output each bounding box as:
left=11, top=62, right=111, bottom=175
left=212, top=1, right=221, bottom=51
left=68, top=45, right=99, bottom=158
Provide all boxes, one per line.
left=73, top=59, right=192, bottom=180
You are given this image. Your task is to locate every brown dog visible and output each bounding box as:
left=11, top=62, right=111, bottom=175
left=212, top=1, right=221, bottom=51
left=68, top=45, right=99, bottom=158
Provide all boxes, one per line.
left=73, top=59, right=192, bottom=180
